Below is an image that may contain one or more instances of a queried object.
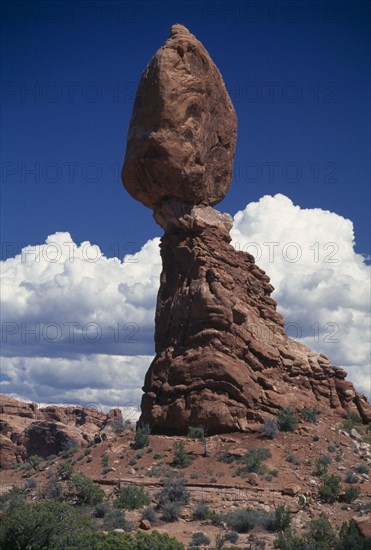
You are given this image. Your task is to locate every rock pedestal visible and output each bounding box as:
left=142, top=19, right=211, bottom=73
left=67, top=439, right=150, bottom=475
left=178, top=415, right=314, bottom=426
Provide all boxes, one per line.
left=122, top=25, right=370, bottom=433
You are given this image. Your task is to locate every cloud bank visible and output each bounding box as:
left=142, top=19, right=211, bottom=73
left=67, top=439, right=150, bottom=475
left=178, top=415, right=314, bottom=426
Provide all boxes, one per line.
left=1, top=194, right=370, bottom=409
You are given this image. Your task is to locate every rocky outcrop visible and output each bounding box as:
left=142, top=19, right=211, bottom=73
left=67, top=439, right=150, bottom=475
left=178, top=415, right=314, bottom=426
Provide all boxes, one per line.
left=0, top=395, right=122, bottom=467
left=122, top=24, right=237, bottom=209
left=121, top=25, right=371, bottom=434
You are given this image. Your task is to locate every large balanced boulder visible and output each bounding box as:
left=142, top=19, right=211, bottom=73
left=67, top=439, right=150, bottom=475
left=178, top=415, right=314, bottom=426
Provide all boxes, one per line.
left=122, top=24, right=237, bottom=209
left=121, top=25, right=370, bottom=434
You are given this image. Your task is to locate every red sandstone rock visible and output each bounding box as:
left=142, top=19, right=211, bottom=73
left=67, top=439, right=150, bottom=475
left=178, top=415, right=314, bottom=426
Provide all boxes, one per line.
left=120, top=25, right=370, bottom=434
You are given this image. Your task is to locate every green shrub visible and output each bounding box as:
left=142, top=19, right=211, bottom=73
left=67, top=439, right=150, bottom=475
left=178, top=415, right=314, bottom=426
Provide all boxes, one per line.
left=77, top=453, right=84, bottom=461
left=134, top=424, right=151, bottom=449
left=29, top=455, right=43, bottom=468
left=340, top=487, right=360, bottom=503
left=160, top=501, right=181, bottom=522
left=273, top=505, right=291, bottom=532
left=314, top=454, right=332, bottom=476
left=41, top=476, right=63, bottom=502
left=312, top=434, right=320, bottom=441
left=135, top=530, right=184, bottom=550
left=0, top=502, right=96, bottom=549
left=354, top=464, right=369, bottom=475
left=338, top=519, right=371, bottom=550
left=103, top=509, right=131, bottom=530
left=101, top=453, right=109, bottom=467
left=102, top=467, right=113, bottom=475
left=327, top=443, right=337, bottom=453
left=193, top=500, right=211, bottom=520
left=286, top=454, right=300, bottom=465
left=262, top=418, right=278, bottom=439
left=342, top=413, right=362, bottom=431
left=345, top=470, right=358, bottom=484
left=84, top=448, right=91, bottom=456
left=93, top=502, right=110, bottom=518
left=319, top=474, right=341, bottom=503
left=218, top=451, right=239, bottom=464
left=225, top=531, right=238, bottom=544
left=157, top=476, right=189, bottom=507
left=225, top=508, right=258, bottom=533
left=141, top=506, right=158, bottom=523
left=69, top=473, right=104, bottom=505
left=114, top=485, right=151, bottom=510
left=0, top=486, right=25, bottom=513
left=192, top=532, right=211, bottom=546
left=301, top=407, right=319, bottom=424
left=187, top=427, right=205, bottom=440
left=278, top=408, right=298, bottom=432
left=86, top=456, right=93, bottom=463
left=111, top=417, right=125, bottom=435
left=172, top=441, right=194, bottom=468
left=236, top=448, right=271, bottom=476
left=57, top=460, right=73, bottom=480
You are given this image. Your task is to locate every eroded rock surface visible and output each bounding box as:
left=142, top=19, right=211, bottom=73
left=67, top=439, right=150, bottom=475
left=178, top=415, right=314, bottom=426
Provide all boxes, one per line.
left=121, top=25, right=370, bottom=433
left=0, top=395, right=122, bottom=466
left=122, top=24, right=237, bottom=209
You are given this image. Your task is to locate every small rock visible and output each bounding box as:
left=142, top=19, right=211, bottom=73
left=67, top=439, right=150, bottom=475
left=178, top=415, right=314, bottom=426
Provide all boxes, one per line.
left=337, top=466, right=346, bottom=471
left=282, top=484, right=301, bottom=496
left=309, top=479, right=317, bottom=486
left=139, top=519, right=151, bottom=530
left=129, top=468, right=136, bottom=475
left=351, top=429, right=363, bottom=442
left=247, top=473, right=259, bottom=486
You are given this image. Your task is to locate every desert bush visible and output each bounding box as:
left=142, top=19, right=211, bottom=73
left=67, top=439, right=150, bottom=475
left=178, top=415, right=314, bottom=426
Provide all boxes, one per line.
left=141, top=506, right=158, bottom=523
left=354, top=464, right=369, bottom=475
left=41, top=476, right=62, bottom=501
left=157, top=476, right=189, bottom=507
left=86, top=456, right=93, bottom=463
left=0, top=485, right=25, bottom=513
left=114, top=484, right=150, bottom=510
left=193, top=500, right=211, bottom=520
left=128, top=457, right=137, bottom=465
left=103, top=509, right=131, bottom=530
left=93, top=502, right=110, bottom=518
left=319, top=474, right=341, bottom=503
left=286, top=454, right=300, bottom=465
left=262, top=418, right=278, bottom=439
left=225, top=531, right=238, bottom=543
left=224, top=508, right=258, bottom=533
left=57, top=460, right=73, bottom=480
left=187, top=426, right=205, bottom=440
left=271, top=505, right=291, bottom=532
left=312, top=434, right=320, bottom=441
left=134, top=424, right=151, bottom=449
left=69, top=473, right=104, bottom=505
left=236, top=448, right=271, bottom=476
left=278, top=408, right=298, bottom=432
left=101, top=453, right=109, bottom=467
left=301, top=407, right=319, bottom=424
left=102, top=467, right=114, bottom=475
left=337, top=519, right=371, bottom=550
left=172, top=440, right=194, bottom=468
left=160, top=501, right=181, bottom=522
left=218, top=451, right=239, bottom=464
left=0, top=502, right=96, bottom=549
left=192, top=532, right=211, bottom=546
left=345, top=470, right=358, bottom=484
left=339, top=487, right=360, bottom=503
left=29, top=455, right=43, bottom=468
left=342, top=413, right=362, bottom=431
left=314, top=454, right=332, bottom=476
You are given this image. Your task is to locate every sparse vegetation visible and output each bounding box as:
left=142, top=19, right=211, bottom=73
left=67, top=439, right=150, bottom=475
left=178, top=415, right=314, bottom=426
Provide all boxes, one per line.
left=354, top=463, right=369, bottom=475
left=134, top=424, right=151, bottom=449
left=278, top=408, right=298, bottom=432
left=193, top=500, right=211, bottom=520
left=192, top=532, right=211, bottom=546
left=102, top=509, right=131, bottom=531
left=236, top=448, right=272, bottom=476
left=286, top=454, right=300, bottom=466
left=29, top=455, right=43, bottom=468
left=314, top=454, right=332, bottom=477
left=111, top=417, right=125, bottom=435
left=342, top=412, right=362, bottom=431
left=339, top=487, right=360, bottom=503
left=68, top=473, right=105, bottom=505
left=57, top=460, right=73, bottom=480
left=172, top=440, right=194, bottom=468
left=156, top=476, right=189, bottom=522
left=141, top=505, right=158, bottom=523
left=93, top=502, right=109, bottom=518
left=187, top=426, right=205, bottom=440
left=262, top=418, right=278, bottom=439
left=301, top=407, right=319, bottom=424
left=101, top=453, right=109, bottom=467
left=319, top=474, right=341, bottom=503
left=114, top=484, right=151, bottom=510
left=344, top=470, right=358, bottom=484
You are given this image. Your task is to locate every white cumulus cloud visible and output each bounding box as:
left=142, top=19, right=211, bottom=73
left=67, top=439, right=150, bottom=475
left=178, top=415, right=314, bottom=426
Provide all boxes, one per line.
left=1, top=194, right=369, bottom=408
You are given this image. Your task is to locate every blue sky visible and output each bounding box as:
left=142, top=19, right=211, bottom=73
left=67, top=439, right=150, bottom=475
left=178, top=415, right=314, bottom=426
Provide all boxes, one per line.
left=1, top=0, right=370, bottom=259
left=1, top=0, right=370, bottom=409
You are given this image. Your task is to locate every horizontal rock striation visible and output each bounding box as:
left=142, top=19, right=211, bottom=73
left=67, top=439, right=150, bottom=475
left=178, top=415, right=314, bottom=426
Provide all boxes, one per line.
left=122, top=24, right=370, bottom=434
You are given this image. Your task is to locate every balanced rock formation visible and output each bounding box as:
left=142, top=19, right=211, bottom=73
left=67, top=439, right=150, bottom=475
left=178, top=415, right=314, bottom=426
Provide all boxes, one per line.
left=0, top=395, right=122, bottom=467
left=122, top=25, right=370, bottom=433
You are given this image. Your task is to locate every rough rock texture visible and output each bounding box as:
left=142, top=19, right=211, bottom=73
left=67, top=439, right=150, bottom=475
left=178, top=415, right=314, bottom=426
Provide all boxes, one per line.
left=122, top=24, right=237, bottom=209
left=0, top=395, right=122, bottom=467
left=139, top=204, right=370, bottom=433
left=121, top=25, right=371, bottom=434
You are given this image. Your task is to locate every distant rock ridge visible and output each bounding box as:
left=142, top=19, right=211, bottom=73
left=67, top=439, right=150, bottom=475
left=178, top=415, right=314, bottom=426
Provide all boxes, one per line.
left=0, top=395, right=122, bottom=467
left=121, top=24, right=370, bottom=433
